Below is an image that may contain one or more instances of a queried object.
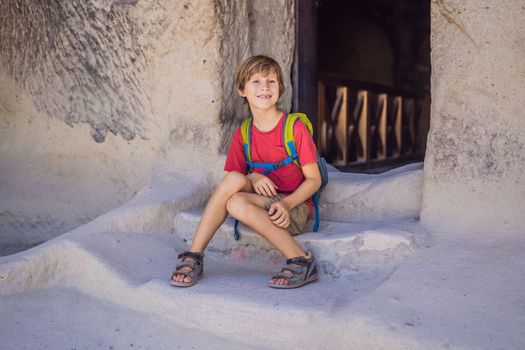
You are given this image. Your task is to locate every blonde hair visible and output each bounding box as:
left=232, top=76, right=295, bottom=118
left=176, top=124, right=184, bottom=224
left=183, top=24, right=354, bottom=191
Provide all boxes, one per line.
left=235, top=55, right=285, bottom=105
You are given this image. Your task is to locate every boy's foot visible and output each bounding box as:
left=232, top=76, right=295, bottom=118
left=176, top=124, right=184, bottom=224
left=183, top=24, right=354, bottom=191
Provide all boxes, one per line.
left=170, top=260, right=195, bottom=284
left=170, top=252, right=204, bottom=287
left=268, top=252, right=318, bottom=289
left=269, top=269, right=294, bottom=286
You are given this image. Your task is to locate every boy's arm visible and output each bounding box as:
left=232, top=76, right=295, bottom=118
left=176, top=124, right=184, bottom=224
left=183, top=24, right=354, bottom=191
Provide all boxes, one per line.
left=268, top=162, right=320, bottom=229
left=281, top=162, right=321, bottom=210
left=247, top=172, right=278, bottom=197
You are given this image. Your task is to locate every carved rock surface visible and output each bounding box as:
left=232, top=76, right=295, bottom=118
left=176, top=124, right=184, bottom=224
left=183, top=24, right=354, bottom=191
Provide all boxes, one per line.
left=0, top=0, right=294, bottom=145
left=0, top=0, right=295, bottom=251
left=0, top=0, right=152, bottom=141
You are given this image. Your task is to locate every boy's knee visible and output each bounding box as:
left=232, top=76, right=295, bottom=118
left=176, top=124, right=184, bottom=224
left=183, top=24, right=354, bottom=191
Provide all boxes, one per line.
left=226, top=193, right=247, bottom=219
left=219, top=171, right=249, bottom=194
left=224, top=171, right=247, bottom=184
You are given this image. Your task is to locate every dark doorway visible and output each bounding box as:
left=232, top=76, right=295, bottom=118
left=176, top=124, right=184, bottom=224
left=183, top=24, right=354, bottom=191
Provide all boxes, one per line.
left=293, top=0, right=431, bottom=172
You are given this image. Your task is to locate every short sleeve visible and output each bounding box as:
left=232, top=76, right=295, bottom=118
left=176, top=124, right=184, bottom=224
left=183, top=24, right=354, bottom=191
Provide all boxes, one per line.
left=224, top=128, right=248, bottom=173
left=292, top=120, right=318, bottom=166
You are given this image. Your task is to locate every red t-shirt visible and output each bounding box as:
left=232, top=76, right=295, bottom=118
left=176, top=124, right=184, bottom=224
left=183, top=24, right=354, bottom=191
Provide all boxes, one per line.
left=224, top=113, right=318, bottom=216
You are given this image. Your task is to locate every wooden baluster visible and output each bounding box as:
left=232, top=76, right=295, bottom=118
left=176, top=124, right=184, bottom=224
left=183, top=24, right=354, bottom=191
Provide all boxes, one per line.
left=348, top=90, right=359, bottom=163
left=393, top=96, right=402, bottom=157
left=317, top=74, right=427, bottom=169
left=377, top=93, right=387, bottom=160
left=357, top=90, right=368, bottom=164
left=335, top=86, right=348, bottom=165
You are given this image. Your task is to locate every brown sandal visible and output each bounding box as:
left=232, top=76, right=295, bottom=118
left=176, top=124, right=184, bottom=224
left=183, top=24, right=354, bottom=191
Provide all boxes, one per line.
left=268, top=252, right=318, bottom=289
left=169, top=251, right=204, bottom=287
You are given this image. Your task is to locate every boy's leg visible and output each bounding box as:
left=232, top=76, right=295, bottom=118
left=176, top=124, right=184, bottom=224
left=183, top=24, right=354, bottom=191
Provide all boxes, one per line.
left=172, top=171, right=252, bottom=284
left=189, top=171, right=253, bottom=252
left=226, top=192, right=307, bottom=286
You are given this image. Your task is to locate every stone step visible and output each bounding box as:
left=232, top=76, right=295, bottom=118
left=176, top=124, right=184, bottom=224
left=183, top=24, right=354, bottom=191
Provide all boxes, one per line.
left=0, top=168, right=428, bottom=350
left=0, top=229, right=423, bottom=349
left=0, top=231, right=376, bottom=348
left=0, top=163, right=428, bottom=349
left=173, top=209, right=430, bottom=280
left=320, top=162, right=423, bottom=222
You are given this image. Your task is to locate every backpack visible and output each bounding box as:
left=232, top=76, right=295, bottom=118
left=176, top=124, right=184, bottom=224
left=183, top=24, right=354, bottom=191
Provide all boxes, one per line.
left=233, top=113, right=329, bottom=240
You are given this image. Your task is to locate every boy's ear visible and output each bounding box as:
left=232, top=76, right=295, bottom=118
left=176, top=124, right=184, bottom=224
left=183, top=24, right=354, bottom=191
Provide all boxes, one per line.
left=237, top=88, right=246, bottom=97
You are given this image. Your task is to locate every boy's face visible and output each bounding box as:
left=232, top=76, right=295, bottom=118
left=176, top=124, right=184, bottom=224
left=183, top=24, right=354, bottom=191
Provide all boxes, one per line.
left=238, top=70, right=280, bottom=112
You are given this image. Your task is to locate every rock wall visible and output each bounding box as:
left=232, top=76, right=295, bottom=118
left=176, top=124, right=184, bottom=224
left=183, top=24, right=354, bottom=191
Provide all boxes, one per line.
left=216, top=0, right=294, bottom=150
left=421, top=0, right=525, bottom=234
left=0, top=0, right=295, bottom=253
left=0, top=0, right=152, bottom=142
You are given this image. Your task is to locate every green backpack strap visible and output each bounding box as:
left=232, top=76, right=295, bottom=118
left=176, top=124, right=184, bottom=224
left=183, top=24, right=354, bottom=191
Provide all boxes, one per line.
left=283, top=113, right=314, bottom=168
left=240, top=118, right=253, bottom=164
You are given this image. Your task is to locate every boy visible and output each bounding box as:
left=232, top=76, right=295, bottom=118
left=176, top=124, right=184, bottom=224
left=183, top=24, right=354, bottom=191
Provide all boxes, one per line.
left=170, top=55, right=321, bottom=289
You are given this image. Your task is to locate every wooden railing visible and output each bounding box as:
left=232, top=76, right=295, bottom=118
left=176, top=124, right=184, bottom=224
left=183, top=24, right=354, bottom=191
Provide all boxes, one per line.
left=317, top=73, right=427, bottom=170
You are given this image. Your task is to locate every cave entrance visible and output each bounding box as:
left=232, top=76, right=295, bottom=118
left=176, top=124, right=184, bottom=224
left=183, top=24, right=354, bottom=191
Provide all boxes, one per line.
left=293, top=0, right=431, bottom=173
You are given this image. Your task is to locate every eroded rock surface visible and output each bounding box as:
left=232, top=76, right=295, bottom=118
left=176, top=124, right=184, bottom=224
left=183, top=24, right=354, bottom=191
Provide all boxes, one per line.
left=0, top=0, right=152, bottom=141
left=0, top=0, right=295, bottom=251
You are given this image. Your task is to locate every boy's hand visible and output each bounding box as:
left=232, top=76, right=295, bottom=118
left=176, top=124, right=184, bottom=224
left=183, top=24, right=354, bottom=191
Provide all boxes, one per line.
left=248, top=173, right=278, bottom=197
left=268, top=201, right=291, bottom=228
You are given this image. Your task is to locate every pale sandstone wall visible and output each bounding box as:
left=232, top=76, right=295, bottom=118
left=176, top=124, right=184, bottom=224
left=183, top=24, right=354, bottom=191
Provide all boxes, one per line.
left=217, top=0, right=294, bottom=150
left=0, top=0, right=294, bottom=252
left=421, top=0, right=525, bottom=234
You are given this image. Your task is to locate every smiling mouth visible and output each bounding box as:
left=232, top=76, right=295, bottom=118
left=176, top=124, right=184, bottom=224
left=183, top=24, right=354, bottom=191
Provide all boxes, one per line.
left=257, top=95, right=272, bottom=99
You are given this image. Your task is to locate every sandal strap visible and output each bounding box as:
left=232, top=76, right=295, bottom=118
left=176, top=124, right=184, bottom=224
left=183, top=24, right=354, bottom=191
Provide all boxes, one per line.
left=172, top=260, right=201, bottom=278
left=177, top=251, right=204, bottom=261
left=271, top=252, right=317, bottom=286
left=281, top=264, right=304, bottom=275
left=285, top=254, right=311, bottom=266
left=172, top=251, right=204, bottom=279
left=272, top=272, right=294, bottom=280
left=175, top=259, right=198, bottom=271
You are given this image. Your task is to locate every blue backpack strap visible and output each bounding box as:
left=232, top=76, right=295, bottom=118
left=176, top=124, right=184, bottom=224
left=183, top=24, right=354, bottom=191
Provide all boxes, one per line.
left=234, top=218, right=240, bottom=241
left=247, top=157, right=295, bottom=175
left=286, top=140, right=299, bottom=161
left=312, top=191, right=320, bottom=232
left=246, top=161, right=275, bottom=175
